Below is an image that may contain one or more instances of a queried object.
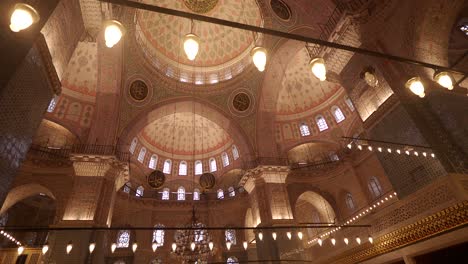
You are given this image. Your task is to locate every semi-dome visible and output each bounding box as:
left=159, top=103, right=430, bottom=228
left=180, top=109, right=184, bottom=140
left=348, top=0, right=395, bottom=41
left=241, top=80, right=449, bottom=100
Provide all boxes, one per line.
left=135, top=0, right=263, bottom=85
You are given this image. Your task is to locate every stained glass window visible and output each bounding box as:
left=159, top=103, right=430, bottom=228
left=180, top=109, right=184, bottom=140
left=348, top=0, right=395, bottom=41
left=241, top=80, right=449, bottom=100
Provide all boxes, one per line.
left=116, top=230, right=130, bottom=248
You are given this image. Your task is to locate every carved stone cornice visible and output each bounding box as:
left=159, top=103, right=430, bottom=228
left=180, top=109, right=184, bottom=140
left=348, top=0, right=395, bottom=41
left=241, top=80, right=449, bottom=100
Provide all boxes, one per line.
left=34, top=33, right=61, bottom=95
left=321, top=201, right=468, bottom=264
left=239, top=165, right=290, bottom=192
left=70, top=154, right=129, bottom=179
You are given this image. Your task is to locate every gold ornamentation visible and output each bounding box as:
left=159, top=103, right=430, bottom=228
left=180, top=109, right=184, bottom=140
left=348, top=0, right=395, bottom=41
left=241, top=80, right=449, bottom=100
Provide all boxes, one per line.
left=325, top=201, right=468, bottom=264
left=183, top=0, right=219, bottom=13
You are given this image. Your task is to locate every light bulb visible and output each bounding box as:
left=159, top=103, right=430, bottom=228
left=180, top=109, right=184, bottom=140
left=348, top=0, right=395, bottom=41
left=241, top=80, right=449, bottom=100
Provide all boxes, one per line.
left=434, top=72, right=454, bottom=90
left=183, top=33, right=200, bottom=61
left=344, top=238, right=349, bottom=245
left=310, top=57, right=327, bottom=81
left=152, top=242, right=158, bottom=252
left=378, top=147, right=382, bottom=152
left=423, top=152, right=427, bottom=157
left=356, top=237, right=361, bottom=245
left=251, top=47, right=267, bottom=72
left=10, top=4, right=39, bottom=32
left=287, top=232, right=292, bottom=240
left=318, top=237, right=323, bottom=246
left=405, top=150, right=410, bottom=155
left=191, top=242, right=196, bottom=251
left=414, top=151, right=419, bottom=156
left=406, top=77, right=425, bottom=98
left=104, top=20, right=125, bottom=48
left=431, top=153, right=435, bottom=158
left=18, top=246, right=24, bottom=255
left=396, top=149, right=401, bottom=154
left=298, top=232, right=303, bottom=240
left=226, top=241, right=232, bottom=250
left=331, top=237, right=336, bottom=246
left=111, top=243, right=117, bottom=253
left=347, top=144, right=352, bottom=149
left=42, top=244, right=49, bottom=255
left=243, top=241, right=248, bottom=250
left=368, top=235, right=373, bottom=244
left=363, top=71, right=379, bottom=87
left=89, top=242, right=96, bottom=253
left=358, top=145, right=363, bottom=150
left=66, top=241, right=73, bottom=254
left=172, top=242, right=177, bottom=252
left=368, top=146, right=373, bottom=151
left=209, top=241, right=214, bottom=251
left=132, top=242, right=138, bottom=252
left=258, top=232, right=263, bottom=241
left=272, top=232, right=277, bottom=240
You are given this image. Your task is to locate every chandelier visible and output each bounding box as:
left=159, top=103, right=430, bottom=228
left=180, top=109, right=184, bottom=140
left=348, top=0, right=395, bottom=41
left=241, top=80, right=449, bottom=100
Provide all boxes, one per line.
left=171, top=209, right=215, bottom=263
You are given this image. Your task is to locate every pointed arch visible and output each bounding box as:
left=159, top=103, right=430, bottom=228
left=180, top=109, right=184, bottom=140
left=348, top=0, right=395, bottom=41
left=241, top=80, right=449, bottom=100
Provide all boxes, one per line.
left=177, top=186, right=186, bottom=200
left=331, top=106, right=345, bottom=123
left=129, top=138, right=138, bottom=154
left=194, top=160, right=203, bottom=175
left=179, top=161, right=188, bottom=176
left=149, top=154, right=158, bottom=169
left=163, top=159, right=172, bottom=174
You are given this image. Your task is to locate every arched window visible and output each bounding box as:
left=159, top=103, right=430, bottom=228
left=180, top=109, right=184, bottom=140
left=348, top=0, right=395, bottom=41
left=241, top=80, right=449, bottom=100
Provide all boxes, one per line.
left=193, top=188, right=200, bottom=201
left=299, top=123, right=311, bottom=136
left=368, top=177, right=383, bottom=198
left=152, top=224, right=165, bottom=246
left=345, top=98, right=355, bottom=111
left=162, top=188, right=170, bottom=200
left=345, top=193, right=355, bottom=211
left=163, top=159, right=172, bottom=174
left=232, top=145, right=239, bottom=160
left=316, top=115, right=329, bottom=132
left=222, top=152, right=230, bottom=167
left=209, top=158, right=217, bottom=172
left=136, top=186, right=144, bottom=197
left=194, top=160, right=203, bottom=175
left=329, top=152, right=340, bottom=161
left=116, top=230, right=130, bottom=248
left=225, top=229, right=236, bottom=245
left=228, top=186, right=235, bottom=197
left=217, top=189, right=224, bottom=199
left=177, top=186, right=186, bottom=201
left=179, top=161, right=187, bottom=176
left=149, top=154, right=158, bottom=169
left=332, top=106, right=345, bottom=123
left=129, top=138, right=138, bottom=154
left=47, top=96, right=58, bottom=113
left=227, top=256, right=239, bottom=264
left=123, top=183, right=131, bottom=193
left=137, top=147, right=146, bottom=163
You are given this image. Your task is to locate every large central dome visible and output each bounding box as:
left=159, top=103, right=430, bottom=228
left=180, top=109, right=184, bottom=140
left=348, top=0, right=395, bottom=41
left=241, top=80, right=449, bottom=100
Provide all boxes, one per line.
left=135, top=0, right=263, bottom=84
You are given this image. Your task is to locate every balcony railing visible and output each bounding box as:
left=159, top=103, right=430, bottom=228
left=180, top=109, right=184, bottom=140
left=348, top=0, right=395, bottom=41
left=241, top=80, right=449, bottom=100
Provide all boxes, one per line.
left=28, top=144, right=129, bottom=162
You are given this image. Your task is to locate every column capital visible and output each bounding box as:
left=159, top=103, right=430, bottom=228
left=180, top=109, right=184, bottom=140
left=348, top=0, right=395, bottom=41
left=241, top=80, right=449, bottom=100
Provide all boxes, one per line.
left=240, top=165, right=290, bottom=193
left=70, top=154, right=129, bottom=181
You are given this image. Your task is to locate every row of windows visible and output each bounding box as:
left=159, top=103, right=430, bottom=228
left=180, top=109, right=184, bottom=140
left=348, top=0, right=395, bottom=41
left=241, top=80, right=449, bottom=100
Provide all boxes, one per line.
left=298, top=105, right=349, bottom=137
left=130, top=139, right=240, bottom=175
left=116, top=228, right=239, bottom=259
left=345, top=177, right=383, bottom=211
left=123, top=185, right=237, bottom=201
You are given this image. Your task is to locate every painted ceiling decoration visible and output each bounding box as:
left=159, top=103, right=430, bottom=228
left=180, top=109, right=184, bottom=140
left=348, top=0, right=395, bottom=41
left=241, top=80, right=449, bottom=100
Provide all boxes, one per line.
left=138, top=112, right=233, bottom=159
left=135, top=0, right=263, bottom=84
left=60, top=41, right=98, bottom=102
left=183, top=0, right=219, bottom=14
left=276, top=47, right=343, bottom=117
